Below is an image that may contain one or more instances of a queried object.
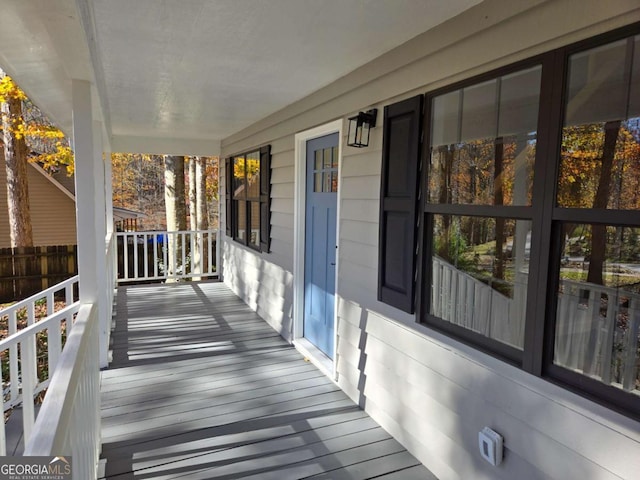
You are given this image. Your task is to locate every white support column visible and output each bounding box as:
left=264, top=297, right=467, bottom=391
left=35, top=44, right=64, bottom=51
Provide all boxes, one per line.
left=104, top=148, right=114, bottom=236
left=94, top=121, right=110, bottom=368
left=72, top=80, right=98, bottom=307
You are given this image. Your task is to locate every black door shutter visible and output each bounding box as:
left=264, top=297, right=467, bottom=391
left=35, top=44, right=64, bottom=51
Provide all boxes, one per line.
left=259, top=145, right=272, bottom=252
left=225, top=157, right=232, bottom=237
left=378, top=95, right=423, bottom=313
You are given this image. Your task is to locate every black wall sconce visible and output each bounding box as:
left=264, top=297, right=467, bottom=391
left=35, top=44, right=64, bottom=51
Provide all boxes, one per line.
left=347, top=108, right=377, bottom=148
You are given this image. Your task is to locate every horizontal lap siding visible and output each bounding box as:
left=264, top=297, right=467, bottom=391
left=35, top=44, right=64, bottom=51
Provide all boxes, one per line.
left=220, top=1, right=640, bottom=479
left=336, top=298, right=634, bottom=480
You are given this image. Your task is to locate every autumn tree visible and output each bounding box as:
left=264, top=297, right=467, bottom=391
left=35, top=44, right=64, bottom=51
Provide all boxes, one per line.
left=1, top=73, right=33, bottom=248
left=111, top=153, right=166, bottom=229
left=586, top=121, right=620, bottom=285
left=1, top=73, right=73, bottom=251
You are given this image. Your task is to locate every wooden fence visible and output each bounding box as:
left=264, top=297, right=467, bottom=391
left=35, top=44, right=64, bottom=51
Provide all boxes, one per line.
left=0, top=245, right=77, bottom=303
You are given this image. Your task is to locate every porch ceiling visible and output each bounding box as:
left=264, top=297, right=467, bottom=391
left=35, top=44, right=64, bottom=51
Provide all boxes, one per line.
left=0, top=0, right=481, bottom=155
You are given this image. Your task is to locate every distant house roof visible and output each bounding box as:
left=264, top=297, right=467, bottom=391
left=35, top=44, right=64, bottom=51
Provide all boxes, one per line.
left=112, top=206, right=146, bottom=221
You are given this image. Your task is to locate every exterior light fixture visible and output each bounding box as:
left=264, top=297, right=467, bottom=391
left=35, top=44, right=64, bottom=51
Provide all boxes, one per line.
left=347, top=109, right=377, bottom=147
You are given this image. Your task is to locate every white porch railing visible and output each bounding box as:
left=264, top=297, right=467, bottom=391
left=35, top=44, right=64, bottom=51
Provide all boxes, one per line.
left=117, top=229, right=218, bottom=283
left=106, top=231, right=116, bottom=310
left=24, top=303, right=100, bottom=479
left=0, top=275, right=80, bottom=455
left=432, top=257, right=639, bottom=393
left=431, top=256, right=526, bottom=348
left=556, top=279, right=640, bottom=391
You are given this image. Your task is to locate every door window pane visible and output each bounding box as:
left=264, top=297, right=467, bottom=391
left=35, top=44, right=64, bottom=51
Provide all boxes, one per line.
left=430, top=214, right=530, bottom=349
left=555, top=223, right=640, bottom=394
left=323, top=148, right=332, bottom=168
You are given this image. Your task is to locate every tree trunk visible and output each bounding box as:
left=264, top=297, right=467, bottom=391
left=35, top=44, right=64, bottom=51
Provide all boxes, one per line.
left=188, top=157, right=197, bottom=231
left=196, top=157, right=208, bottom=231
left=164, top=155, right=187, bottom=280
left=437, top=145, right=453, bottom=261
left=3, top=94, right=33, bottom=248
left=493, top=138, right=505, bottom=283
left=587, top=120, right=620, bottom=286
left=196, top=156, right=209, bottom=275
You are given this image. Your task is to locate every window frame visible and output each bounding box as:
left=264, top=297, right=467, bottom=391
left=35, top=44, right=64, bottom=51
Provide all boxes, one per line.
left=226, top=145, right=271, bottom=253
left=408, top=22, right=640, bottom=419
left=541, top=26, right=640, bottom=417
left=420, top=54, right=549, bottom=367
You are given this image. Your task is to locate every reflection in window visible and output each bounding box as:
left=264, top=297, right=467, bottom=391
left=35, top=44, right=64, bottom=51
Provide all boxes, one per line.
left=232, top=150, right=261, bottom=248
left=555, top=224, right=640, bottom=395
left=234, top=201, right=246, bottom=242
left=558, top=36, right=640, bottom=210
left=233, top=155, right=246, bottom=196
left=430, top=215, right=530, bottom=349
left=429, top=66, right=541, bottom=206
left=248, top=201, right=260, bottom=249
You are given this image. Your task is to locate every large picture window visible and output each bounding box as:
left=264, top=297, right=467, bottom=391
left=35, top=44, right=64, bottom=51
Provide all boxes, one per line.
left=424, top=62, right=541, bottom=363
left=378, top=23, right=640, bottom=418
left=548, top=33, right=640, bottom=410
left=226, top=145, right=271, bottom=252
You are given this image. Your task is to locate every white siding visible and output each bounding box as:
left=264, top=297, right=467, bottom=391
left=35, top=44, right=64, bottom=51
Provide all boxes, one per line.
left=223, top=136, right=295, bottom=340
left=220, top=1, right=640, bottom=478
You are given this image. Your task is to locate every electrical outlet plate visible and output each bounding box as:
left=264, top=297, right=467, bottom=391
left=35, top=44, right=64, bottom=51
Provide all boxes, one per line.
left=479, top=427, right=503, bottom=466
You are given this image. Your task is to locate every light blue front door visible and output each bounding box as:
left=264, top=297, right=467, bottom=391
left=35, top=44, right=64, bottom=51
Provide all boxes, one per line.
left=304, top=133, right=338, bottom=359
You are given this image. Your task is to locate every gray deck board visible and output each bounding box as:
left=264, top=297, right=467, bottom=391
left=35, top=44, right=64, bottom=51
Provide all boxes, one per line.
left=100, top=282, right=436, bottom=479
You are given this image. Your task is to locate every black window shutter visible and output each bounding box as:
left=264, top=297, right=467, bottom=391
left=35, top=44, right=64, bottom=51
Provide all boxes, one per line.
left=259, top=145, right=272, bottom=252
left=378, top=95, right=423, bottom=313
left=225, top=157, right=232, bottom=237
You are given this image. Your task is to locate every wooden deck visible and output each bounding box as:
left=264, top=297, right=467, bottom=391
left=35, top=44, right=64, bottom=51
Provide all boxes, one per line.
left=99, top=282, right=436, bottom=480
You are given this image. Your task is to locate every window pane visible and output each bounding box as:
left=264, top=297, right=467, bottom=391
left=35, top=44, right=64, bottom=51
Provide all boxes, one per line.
left=245, top=151, right=261, bottom=200
left=558, top=38, right=640, bottom=210
left=234, top=201, right=246, bottom=241
left=248, top=201, right=260, bottom=249
left=429, top=66, right=540, bottom=206
left=430, top=215, right=530, bottom=349
left=315, top=150, right=323, bottom=170
left=314, top=172, right=322, bottom=192
left=332, top=146, right=339, bottom=167
left=232, top=156, right=246, bottom=200
left=555, top=223, right=640, bottom=395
